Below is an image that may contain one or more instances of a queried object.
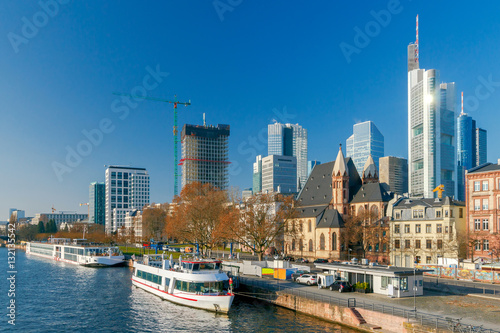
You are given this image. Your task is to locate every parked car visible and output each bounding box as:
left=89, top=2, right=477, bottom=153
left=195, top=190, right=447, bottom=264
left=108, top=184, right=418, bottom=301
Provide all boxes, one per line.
left=313, top=258, right=329, bottom=263
left=295, top=274, right=317, bottom=286
left=295, top=258, right=309, bottom=263
left=329, top=281, right=353, bottom=293
left=282, top=256, right=294, bottom=261
left=291, top=270, right=308, bottom=282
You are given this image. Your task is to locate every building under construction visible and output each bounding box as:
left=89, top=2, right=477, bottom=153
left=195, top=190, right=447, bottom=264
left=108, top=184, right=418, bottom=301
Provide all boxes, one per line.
left=180, top=123, right=230, bottom=191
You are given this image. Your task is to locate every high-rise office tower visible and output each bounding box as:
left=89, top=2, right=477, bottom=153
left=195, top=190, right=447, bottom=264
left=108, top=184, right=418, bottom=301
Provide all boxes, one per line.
left=180, top=123, right=230, bottom=191
left=407, top=16, right=457, bottom=198
left=379, top=156, right=408, bottom=195
left=476, top=128, right=487, bottom=166
left=268, top=122, right=307, bottom=190
left=105, top=166, right=150, bottom=234
left=346, top=121, right=384, bottom=175
left=8, top=209, right=25, bottom=221
left=89, top=182, right=105, bottom=225
left=456, top=93, right=487, bottom=201
left=261, top=155, right=297, bottom=194
left=252, top=155, right=263, bottom=194
left=307, top=160, right=321, bottom=177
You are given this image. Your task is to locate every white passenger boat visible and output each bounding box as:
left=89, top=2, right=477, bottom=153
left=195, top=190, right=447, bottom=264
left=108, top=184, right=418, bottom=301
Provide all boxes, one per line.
left=26, top=238, right=125, bottom=267
left=132, top=255, right=234, bottom=313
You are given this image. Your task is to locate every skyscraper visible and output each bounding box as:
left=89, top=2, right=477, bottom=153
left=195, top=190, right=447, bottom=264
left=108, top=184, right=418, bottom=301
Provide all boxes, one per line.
left=180, top=123, right=230, bottom=191
left=261, top=155, right=297, bottom=194
left=89, top=182, right=105, bottom=225
left=105, top=166, right=150, bottom=234
left=379, top=156, right=408, bottom=195
left=346, top=121, right=384, bottom=175
left=456, top=93, right=487, bottom=201
left=252, top=155, right=263, bottom=194
left=476, top=128, right=487, bottom=166
left=268, top=122, right=307, bottom=190
left=407, top=16, right=457, bottom=198
left=307, top=160, right=321, bottom=176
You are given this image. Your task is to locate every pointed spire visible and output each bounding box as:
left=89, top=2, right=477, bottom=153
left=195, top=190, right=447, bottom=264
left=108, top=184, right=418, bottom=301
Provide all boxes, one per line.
left=461, top=91, right=465, bottom=115
left=362, top=155, right=378, bottom=180
left=415, top=14, right=419, bottom=65
left=333, top=144, right=348, bottom=177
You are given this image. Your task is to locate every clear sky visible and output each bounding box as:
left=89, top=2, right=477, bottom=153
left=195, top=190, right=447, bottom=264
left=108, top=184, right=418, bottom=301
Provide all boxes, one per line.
left=1, top=1, right=500, bottom=220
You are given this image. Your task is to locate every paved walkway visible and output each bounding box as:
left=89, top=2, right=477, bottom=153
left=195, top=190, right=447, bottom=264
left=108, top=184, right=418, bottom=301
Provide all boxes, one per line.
left=238, top=275, right=500, bottom=331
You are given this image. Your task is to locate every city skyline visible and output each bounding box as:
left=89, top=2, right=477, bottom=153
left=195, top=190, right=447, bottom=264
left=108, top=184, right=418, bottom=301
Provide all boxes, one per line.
left=2, top=2, right=500, bottom=219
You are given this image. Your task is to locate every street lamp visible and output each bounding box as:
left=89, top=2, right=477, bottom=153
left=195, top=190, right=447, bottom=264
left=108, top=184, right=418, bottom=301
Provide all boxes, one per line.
left=413, top=260, right=417, bottom=312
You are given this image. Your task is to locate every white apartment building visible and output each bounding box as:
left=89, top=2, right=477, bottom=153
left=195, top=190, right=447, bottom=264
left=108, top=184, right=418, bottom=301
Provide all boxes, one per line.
left=105, top=166, right=150, bottom=234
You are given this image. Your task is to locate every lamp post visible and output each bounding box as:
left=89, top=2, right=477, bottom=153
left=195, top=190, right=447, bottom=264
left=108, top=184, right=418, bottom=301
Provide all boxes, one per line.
left=413, top=260, right=417, bottom=312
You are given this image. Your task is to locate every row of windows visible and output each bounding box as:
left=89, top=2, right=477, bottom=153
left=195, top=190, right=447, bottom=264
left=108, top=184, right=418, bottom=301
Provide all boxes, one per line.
left=394, top=224, right=452, bottom=234
left=64, top=247, right=84, bottom=255
left=175, top=280, right=225, bottom=294
left=394, top=239, right=443, bottom=250
left=475, top=240, right=490, bottom=251
left=473, top=219, right=490, bottom=231
left=136, top=270, right=163, bottom=285
left=394, top=208, right=462, bottom=219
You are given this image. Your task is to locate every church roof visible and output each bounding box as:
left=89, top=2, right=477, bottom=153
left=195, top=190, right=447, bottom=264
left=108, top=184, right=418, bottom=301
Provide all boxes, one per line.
left=332, top=146, right=348, bottom=176
left=317, top=209, right=344, bottom=228
left=362, top=155, right=378, bottom=179
left=350, top=182, right=392, bottom=203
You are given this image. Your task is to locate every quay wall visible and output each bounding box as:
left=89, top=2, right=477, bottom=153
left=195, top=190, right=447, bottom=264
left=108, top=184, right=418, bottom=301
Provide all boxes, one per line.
left=240, top=283, right=413, bottom=332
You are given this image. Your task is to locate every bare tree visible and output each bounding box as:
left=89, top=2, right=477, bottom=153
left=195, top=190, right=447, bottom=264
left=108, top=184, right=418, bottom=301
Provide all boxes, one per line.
left=142, top=205, right=168, bottom=241
left=228, top=193, right=299, bottom=261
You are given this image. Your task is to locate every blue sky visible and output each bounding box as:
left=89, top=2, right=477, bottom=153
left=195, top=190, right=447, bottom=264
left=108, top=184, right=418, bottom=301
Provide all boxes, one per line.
left=1, top=1, right=500, bottom=220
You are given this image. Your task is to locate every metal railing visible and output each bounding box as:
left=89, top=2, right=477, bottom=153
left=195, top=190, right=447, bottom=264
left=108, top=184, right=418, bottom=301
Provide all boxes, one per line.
left=238, top=276, right=500, bottom=333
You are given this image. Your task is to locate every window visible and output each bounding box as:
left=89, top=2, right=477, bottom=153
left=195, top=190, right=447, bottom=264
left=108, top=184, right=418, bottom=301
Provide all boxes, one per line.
left=415, top=224, right=421, bottom=233
left=436, top=224, right=442, bottom=233
left=394, top=224, right=400, bottom=234
left=111, top=172, right=116, bottom=179
left=292, top=239, right=296, bottom=251
left=426, top=224, right=431, bottom=233
left=445, top=226, right=449, bottom=233
left=483, top=219, right=489, bottom=230
left=308, top=239, right=313, bottom=252
left=437, top=240, right=443, bottom=249
left=395, top=240, right=400, bottom=249
left=332, top=233, right=337, bottom=251
left=426, top=240, right=432, bottom=249
left=415, top=256, right=421, bottom=264
left=426, top=256, right=431, bottom=264
left=308, top=220, right=311, bottom=232
left=436, top=210, right=441, bottom=218
left=450, top=225, right=453, bottom=234
left=319, top=233, right=325, bottom=250
left=475, top=219, right=481, bottom=231
left=381, top=276, right=389, bottom=289
left=483, top=240, right=489, bottom=251
left=400, top=277, right=408, bottom=291
left=405, top=240, right=411, bottom=249
left=474, top=200, right=481, bottom=211
left=404, top=224, right=410, bottom=233
left=474, top=181, right=480, bottom=191
left=483, top=199, right=489, bottom=210
left=413, top=209, right=424, bottom=218
left=459, top=208, right=463, bottom=218
left=445, top=210, right=449, bottom=218
left=415, top=240, right=421, bottom=249
left=395, top=211, right=401, bottom=219
left=299, top=239, right=303, bottom=251
left=475, top=241, right=481, bottom=251
left=483, top=181, right=489, bottom=191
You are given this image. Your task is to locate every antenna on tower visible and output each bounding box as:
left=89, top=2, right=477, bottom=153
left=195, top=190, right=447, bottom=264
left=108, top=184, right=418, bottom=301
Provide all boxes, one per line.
left=203, top=113, right=206, bottom=126
left=461, top=91, right=464, bottom=115
left=415, top=14, right=419, bottom=64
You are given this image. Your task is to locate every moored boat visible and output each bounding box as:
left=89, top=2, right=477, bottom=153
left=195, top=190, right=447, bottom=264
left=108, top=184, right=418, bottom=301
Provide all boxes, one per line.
left=26, top=238, right=125, bottom=267
left=132, top=255, right=234, bottom=313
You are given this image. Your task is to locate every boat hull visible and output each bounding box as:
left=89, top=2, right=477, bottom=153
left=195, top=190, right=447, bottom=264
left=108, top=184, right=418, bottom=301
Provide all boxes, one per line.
left=132, top=277, right=234, bottom=314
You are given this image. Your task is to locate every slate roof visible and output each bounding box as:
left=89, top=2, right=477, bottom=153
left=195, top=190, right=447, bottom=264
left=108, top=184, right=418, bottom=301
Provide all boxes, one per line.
left=350, top=182, right=392, bottom=203
left=393, top=196, right=465, bottom=208
left=468, top=163, right=500, bottom=174
left=317, top=209, right=344, bottom=228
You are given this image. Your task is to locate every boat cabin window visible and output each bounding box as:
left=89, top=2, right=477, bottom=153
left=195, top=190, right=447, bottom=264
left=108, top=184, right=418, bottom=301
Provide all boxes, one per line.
left=175, top=280, right=226, bottom=294
left=192, top=264, right=200, bottom=271
left=199, top=263, right=221, bottom=270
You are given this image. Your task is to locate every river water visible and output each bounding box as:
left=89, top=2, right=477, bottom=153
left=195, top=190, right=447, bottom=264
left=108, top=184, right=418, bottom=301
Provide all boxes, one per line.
left=0, top=248, right=355, bottom=332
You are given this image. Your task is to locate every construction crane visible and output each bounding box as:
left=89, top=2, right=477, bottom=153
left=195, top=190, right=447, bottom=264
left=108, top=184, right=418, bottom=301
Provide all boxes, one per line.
left=433, top=185, right=445, bottom=199
left=80, top=203, right=89, bottom=222
left=113, top=92, right=191, bottom=197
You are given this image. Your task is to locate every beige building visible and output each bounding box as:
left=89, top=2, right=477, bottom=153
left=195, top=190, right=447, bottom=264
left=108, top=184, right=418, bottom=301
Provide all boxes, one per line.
left=390, top=197, right=465, bottom=267
left=379, top=156, right=408, bottom=195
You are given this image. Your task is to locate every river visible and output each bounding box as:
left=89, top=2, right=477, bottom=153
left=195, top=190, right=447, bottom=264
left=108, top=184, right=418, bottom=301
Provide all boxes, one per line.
left=0, top=248, right=355, bottom=332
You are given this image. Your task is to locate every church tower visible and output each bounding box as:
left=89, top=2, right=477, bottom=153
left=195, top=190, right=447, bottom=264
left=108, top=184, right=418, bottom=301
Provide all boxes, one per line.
left=331, top=144, right=349, bottom=215
left=362, top=155, right=379, bottom=184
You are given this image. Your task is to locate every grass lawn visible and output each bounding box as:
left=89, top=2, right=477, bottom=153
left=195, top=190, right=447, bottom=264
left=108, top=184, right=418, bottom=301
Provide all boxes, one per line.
left=118, top=246, right=182, bottom=259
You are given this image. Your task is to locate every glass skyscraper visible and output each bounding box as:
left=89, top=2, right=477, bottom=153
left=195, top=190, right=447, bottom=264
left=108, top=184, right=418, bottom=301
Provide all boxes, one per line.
left=456, top=111, right=487, bottom=200
left=89, top=182, right=105, bottom=225
left=252, top=155, right=262, bottom=194
left=268, top=122, right=307, bottom=190
left=346, top=121, right=384, bottom=176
